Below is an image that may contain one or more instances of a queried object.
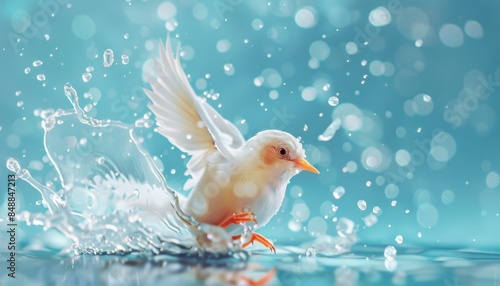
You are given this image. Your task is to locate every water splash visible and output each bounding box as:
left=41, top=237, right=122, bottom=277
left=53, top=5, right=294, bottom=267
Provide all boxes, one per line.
left=318, top=118, right=342, bottom=142
left=8, top=83, right=245, bottom=259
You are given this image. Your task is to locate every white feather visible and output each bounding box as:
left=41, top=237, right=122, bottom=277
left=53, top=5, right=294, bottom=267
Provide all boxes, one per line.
left=144, top=36, right=245, bottom=188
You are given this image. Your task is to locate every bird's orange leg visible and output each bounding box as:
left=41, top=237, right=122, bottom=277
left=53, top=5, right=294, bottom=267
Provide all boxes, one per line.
left=218, top=212, right=257, bottom=228
left=232, top=233, right=276, bottom=253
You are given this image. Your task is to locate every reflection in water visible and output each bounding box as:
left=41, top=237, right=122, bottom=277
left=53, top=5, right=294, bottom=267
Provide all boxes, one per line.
left=3, top=246, right=499, bottom=285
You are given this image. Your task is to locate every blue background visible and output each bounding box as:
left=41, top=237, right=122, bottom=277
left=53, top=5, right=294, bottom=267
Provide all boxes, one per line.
left=1, top=0, right=499, bottom=250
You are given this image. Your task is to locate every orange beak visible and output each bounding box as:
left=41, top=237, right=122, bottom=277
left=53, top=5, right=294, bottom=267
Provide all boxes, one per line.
left=293, top=158, right=320, bottom=174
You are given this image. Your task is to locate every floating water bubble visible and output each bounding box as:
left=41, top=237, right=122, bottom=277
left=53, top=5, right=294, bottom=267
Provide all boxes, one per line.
left=165, top=19, right=178, bottom=32
left=464, top=20, right=483, bottom=38
left=37, top=74, right=46, bottom=81
left=441, top=189, right=455, bottom=205
left=33, top=60, right=43, bottom=67
left=223, top=63, right=234, bottom=76
left=364, top=213, right=378, bottom=227
left=292, top=203, right=310, bottom=222
left=17, top=101, right=24, bottom=107
left=373, top=206, right=381, bottom=214
left=318, top=118, right=341, bottom=142
left=121, top=54, right=129, bottom=65
left=384, top=245, right=397, bottom=261
left=439, top=24, right=464, bottom=48
left=303, top=124, right=308, bottom=131
left=309, top=41, right=330, bottom=61
left=357, top=200, right=367, bottom=211
left=86, top=66, right=94, bottom=72
left=345, top=161, right=357, bottom=173
left=333, top=186, right=346, bottom=199
left=486, top=171, right=500, bottom=189
left=157, top=1, right=176, bottom=20
left=103, top=49, right=114, bottom=67
left=385, top=184, right=400, bottom=199
left=332, top=103, right=363, bottom=132
left=24, top=67, right=31, bottom=74
left=395, top=235, right=404, bottom=244
left=396, top=7, right=431, bottom=40
left=251, top=18, right=264, bottom=30
left=216, top=39, right=231, bottom=53
left=82, top=72, right=92, bottom=83
left=345, top=42, right=358, bottom=55
left=361, top=147, right=384, bottom=171
left=305, top=246, right=317, bottom=257
left=123, top=33, right=129, bottom=39
left=323, top=83, right=331, bottom=91
left=430, top=131, right=456, bottom=163
left=369, top=60, right=385, bottom=76
left=192, top=3, right=208, bottom=20
left=328, top=96, right=339, bottom=106
left=336, top=218, right=355, bottom=237
left=295, top=6, right=317, bottom=28
left=15, top=91, right=21, bottom=96
left=288, top=219, right=302, bottom=232
left=369, top=7, right=391, bottom=27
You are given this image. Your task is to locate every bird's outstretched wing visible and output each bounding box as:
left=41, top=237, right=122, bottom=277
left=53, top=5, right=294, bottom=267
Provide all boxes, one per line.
left=144, top=36, right=245, bottom=189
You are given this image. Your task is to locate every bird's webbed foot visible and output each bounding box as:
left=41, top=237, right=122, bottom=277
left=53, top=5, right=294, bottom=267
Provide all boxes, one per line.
left=232, top=232, right=276, bottom=254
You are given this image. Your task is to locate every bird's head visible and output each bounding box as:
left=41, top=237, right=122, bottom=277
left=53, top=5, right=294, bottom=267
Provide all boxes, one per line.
left=247, top=130, right=319, bottom=175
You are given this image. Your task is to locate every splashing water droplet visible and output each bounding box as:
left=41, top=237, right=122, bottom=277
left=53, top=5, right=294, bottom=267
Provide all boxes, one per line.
left=336, top=217, right=355, bottom=237
left=357, top=200, right=367, bottom=211
left=395, top=235, right=404, bottom=244
left=86, top=66, right=94, bottom=72
left=121, top=54, right=129, bottom=65
left=323, top=83, right=331, bottom=91
left=305, top=246, right=317, bottom=257
left=25, top=67, right=31, bottom=74
left=103, top=49, right=114, bottom=67
left=328, top=96, right=339, bottom=106
left=83, top=104, right=93, bottom=112
left=96, top=156, right=105, bottom=164
left=6, top=158, right=21, bottom=173
left=319, top=118, right=342, bottom=142
left=82, top=72, right=92, bottom=83
left=223, top=63, right=234, bottom=75
left=332, top=186, right=345, bottom=199
left=33, top=60, right=43, bottom=67
left=384, top=245, right=397, bottom=259
left=364, top=213, right=378, bottom=227
left=303, top=124, right=308, bottom=131
left=37, top=74, right=46, bottom=81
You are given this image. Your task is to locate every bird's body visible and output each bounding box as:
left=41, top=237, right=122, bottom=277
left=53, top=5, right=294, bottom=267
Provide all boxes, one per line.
left=184, top=130, right=300, bottom=229
left=144, top=36, right=318, bottom=251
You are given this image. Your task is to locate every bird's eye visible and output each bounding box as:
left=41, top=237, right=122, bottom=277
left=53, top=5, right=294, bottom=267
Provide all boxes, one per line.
left=278, top=147, right=288, bottom=157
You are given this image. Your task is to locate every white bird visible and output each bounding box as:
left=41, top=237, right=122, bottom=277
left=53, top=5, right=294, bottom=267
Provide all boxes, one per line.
left=144, top=37, right=319, bottom=253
